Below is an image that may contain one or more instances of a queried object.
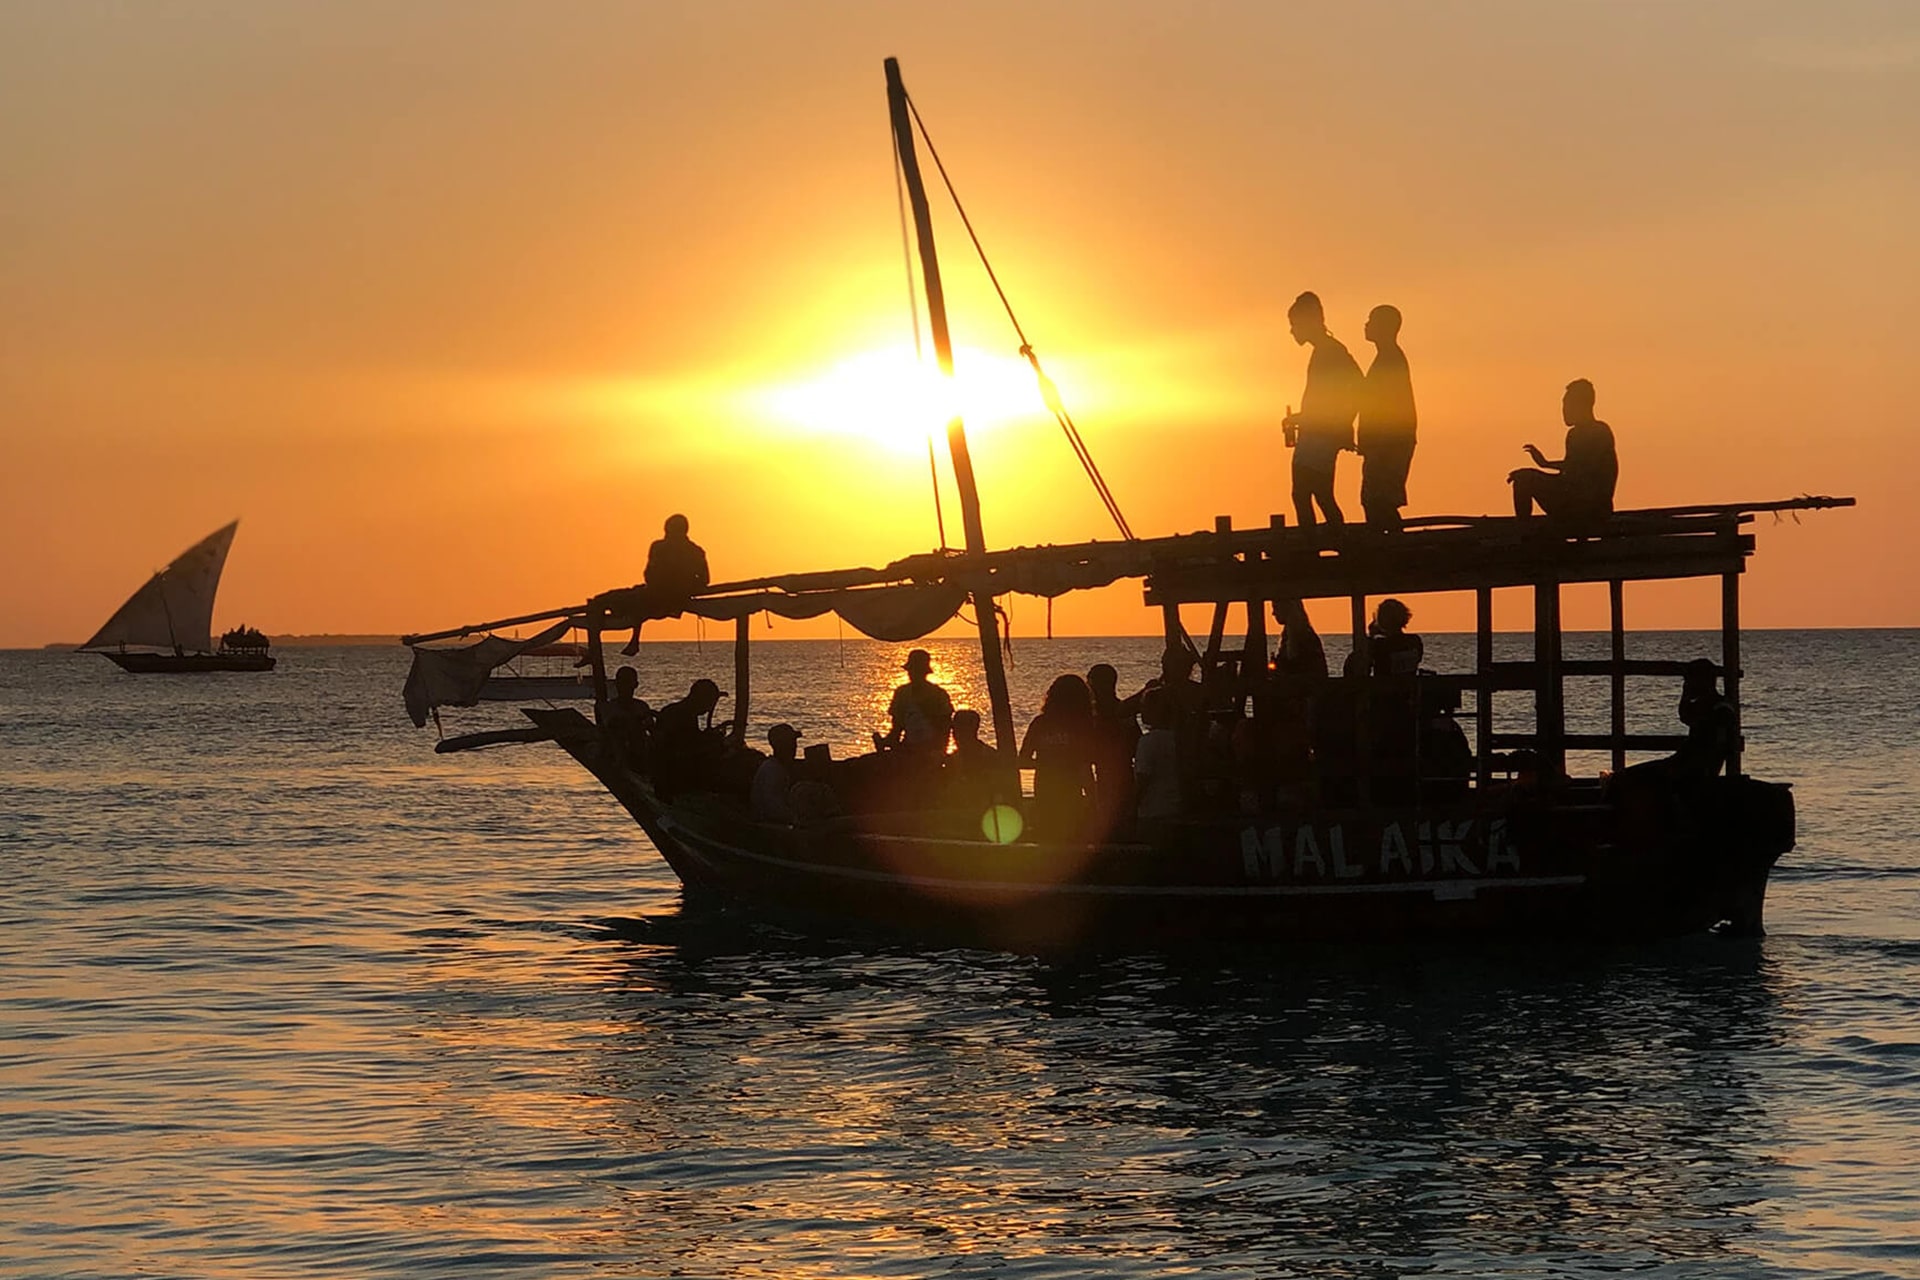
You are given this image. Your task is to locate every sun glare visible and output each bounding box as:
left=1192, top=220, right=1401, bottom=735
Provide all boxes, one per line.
left=750, top=344, right=1057, bottom=450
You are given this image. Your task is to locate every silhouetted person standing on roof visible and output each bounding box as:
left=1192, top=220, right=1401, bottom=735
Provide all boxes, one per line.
left=1282, top=292, right=1361, bottom=533
left=1359, top=305, right=1417, bottom=532
left=1508, top=380, right=1618, bottom=523
left=622, top=514, right=711, bottom=656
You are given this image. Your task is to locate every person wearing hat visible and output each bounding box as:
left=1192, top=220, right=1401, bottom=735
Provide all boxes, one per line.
left=751, top=722, right=803, bottom=823
left=879, top=648, right=954, bottom=755
left=651, top=677, right=728, bottom=799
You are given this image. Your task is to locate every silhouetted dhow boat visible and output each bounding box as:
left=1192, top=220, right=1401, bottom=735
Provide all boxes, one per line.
left=81, top=521, right=276, bottom=673
left=401, top=59, right=1853, bottom=951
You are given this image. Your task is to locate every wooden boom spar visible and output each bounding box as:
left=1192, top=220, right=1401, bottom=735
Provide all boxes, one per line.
left=400, top=496, right=1852, bottom=647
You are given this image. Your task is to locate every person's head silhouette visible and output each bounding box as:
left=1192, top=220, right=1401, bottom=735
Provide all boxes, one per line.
left=1364, top=304, right=1402, bottom=346
left=664, top=513, right=691, bottom=540
left=1287, top=292, right=1327, bottom=346
left=1086, top=663, right=1119, bottom=700
left=1562, top=379, right=1597, bottom=426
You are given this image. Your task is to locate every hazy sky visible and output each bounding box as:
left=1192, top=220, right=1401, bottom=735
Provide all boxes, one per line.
left=3, top=1, right=1914, bottom=645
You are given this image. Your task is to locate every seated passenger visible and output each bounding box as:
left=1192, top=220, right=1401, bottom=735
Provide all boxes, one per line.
left=1145, top=646, right=1207, bottom=795
left=1508, top=379, right=1619, bottom=523
left=1656, top=658, right=1739, bottom=782
left=604, top=666, right=653, bottom=770
left=1420, top=699, right=1475, bottom=802
left=1271, top=598, right=1328, bottom=680
left=1133, top=688, right=1182, bottom=825
left=651, top=677, right=727, bottom=799
left=750, top=722, right=803, bottom=823
left=878, top=648, right=954, bottom=756
left=1344, top=598, right=1423, bottom=678
left=943, top=709, right=1003, bottom=810
left=1088, top=662, right=1142, bottom=821
left=1017, top=674, right=1099, bottom=839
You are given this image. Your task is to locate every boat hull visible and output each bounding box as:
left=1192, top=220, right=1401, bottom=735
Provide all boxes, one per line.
left=527, top=710, right=1793, bottom=952
left=99, top=651, right=276, bottom=673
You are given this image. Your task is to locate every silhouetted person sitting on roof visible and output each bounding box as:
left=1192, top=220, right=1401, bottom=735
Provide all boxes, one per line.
left=1281, top=291, right=1361, bottom=533
left=1359, top=304, right=1417, bottom=532
left=1509, top=379, right=1618, bottom=524
left=1019, top=674, right=1099, bottom=839
left=751, top=723, right=803, bottom=823
left=879, top=648, right=954, bottom=756
left=651, top=677, right=727, bottom=799
left=621, top=514, right=711, bottom=656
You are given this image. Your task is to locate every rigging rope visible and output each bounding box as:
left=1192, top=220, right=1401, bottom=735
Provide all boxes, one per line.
left=904, top=93, right=1136, bottom=541
left=894, top=127, right=949, bottom=552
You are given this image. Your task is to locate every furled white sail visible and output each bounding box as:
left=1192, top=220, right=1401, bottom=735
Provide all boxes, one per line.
left=82, top=521, right=239, bottom=654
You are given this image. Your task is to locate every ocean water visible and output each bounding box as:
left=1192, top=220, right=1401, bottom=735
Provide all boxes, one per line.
left=2, top=631, right=1917, bottom=1279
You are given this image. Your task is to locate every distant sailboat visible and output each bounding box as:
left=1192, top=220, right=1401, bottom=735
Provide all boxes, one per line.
left=80, top=521, right=276, bottom=673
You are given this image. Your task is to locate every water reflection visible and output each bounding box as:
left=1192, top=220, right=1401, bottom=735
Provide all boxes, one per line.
left=584, top=927, right=1786, bottom=1276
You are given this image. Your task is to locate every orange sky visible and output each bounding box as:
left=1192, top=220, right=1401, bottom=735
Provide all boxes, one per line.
left=3, top=2, right=1914, bottom=647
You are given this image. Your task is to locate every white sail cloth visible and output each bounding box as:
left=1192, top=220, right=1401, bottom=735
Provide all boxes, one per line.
left=82, top=521, right=239, bottom=654
left=403, top=619, right=576, bottom=728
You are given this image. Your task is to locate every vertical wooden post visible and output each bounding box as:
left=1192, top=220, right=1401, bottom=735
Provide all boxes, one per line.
left=1609, top=579, right=1627, bottom=773
left=586, top=603, right=609, bottom=726
left=1202, top=515, right=1232, bottom=676
left=1204, top=602, right=1229, bottom=673
left=886, top=57, right=1014, bottom=755
left=1161, top=603, right=1184, bottom=654
left=1534, top=580, right=1564, bottom=777
left=732, top=613, right=751, bottom=743
left=1723, top=570, right=1743, bottom=778
left=1350, top=594, right=1370, bottom=804
left=1476, top=587, right=1493, bottom=788
left=1243, top=598, right=1268, bottom=682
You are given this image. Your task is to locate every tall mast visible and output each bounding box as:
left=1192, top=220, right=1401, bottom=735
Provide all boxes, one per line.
left=885, top=57, right=1016, bottom=755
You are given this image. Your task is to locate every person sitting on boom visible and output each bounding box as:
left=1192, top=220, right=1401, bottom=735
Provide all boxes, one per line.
left=620, top=514, right=711, bottom=656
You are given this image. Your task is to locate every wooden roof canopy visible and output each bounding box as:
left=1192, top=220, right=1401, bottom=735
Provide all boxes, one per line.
left=614, top=496, right=1854, bottom=620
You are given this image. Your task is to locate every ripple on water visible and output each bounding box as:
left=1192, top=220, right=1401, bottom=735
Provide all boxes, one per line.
left=1, top=637, right=1917, bottom=1277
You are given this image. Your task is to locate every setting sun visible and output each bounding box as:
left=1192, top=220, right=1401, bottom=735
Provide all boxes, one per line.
left=749, top=343, right=1072, bottom=451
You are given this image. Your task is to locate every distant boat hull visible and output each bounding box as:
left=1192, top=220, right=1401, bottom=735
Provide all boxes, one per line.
left=99, top=651, right=276, bottom=673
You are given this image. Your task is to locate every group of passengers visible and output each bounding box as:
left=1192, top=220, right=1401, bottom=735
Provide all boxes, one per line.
left=613, top=607, right=1476, bottom=837
left=1281, top=290, right=1619, bottom=534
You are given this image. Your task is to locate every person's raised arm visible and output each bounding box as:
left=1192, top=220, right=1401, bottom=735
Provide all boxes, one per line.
left=1522, top=442, right=1565, bottom=470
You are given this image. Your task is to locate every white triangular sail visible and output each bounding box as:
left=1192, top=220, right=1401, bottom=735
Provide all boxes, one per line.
left=82, top=521, right=239, bottom=654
